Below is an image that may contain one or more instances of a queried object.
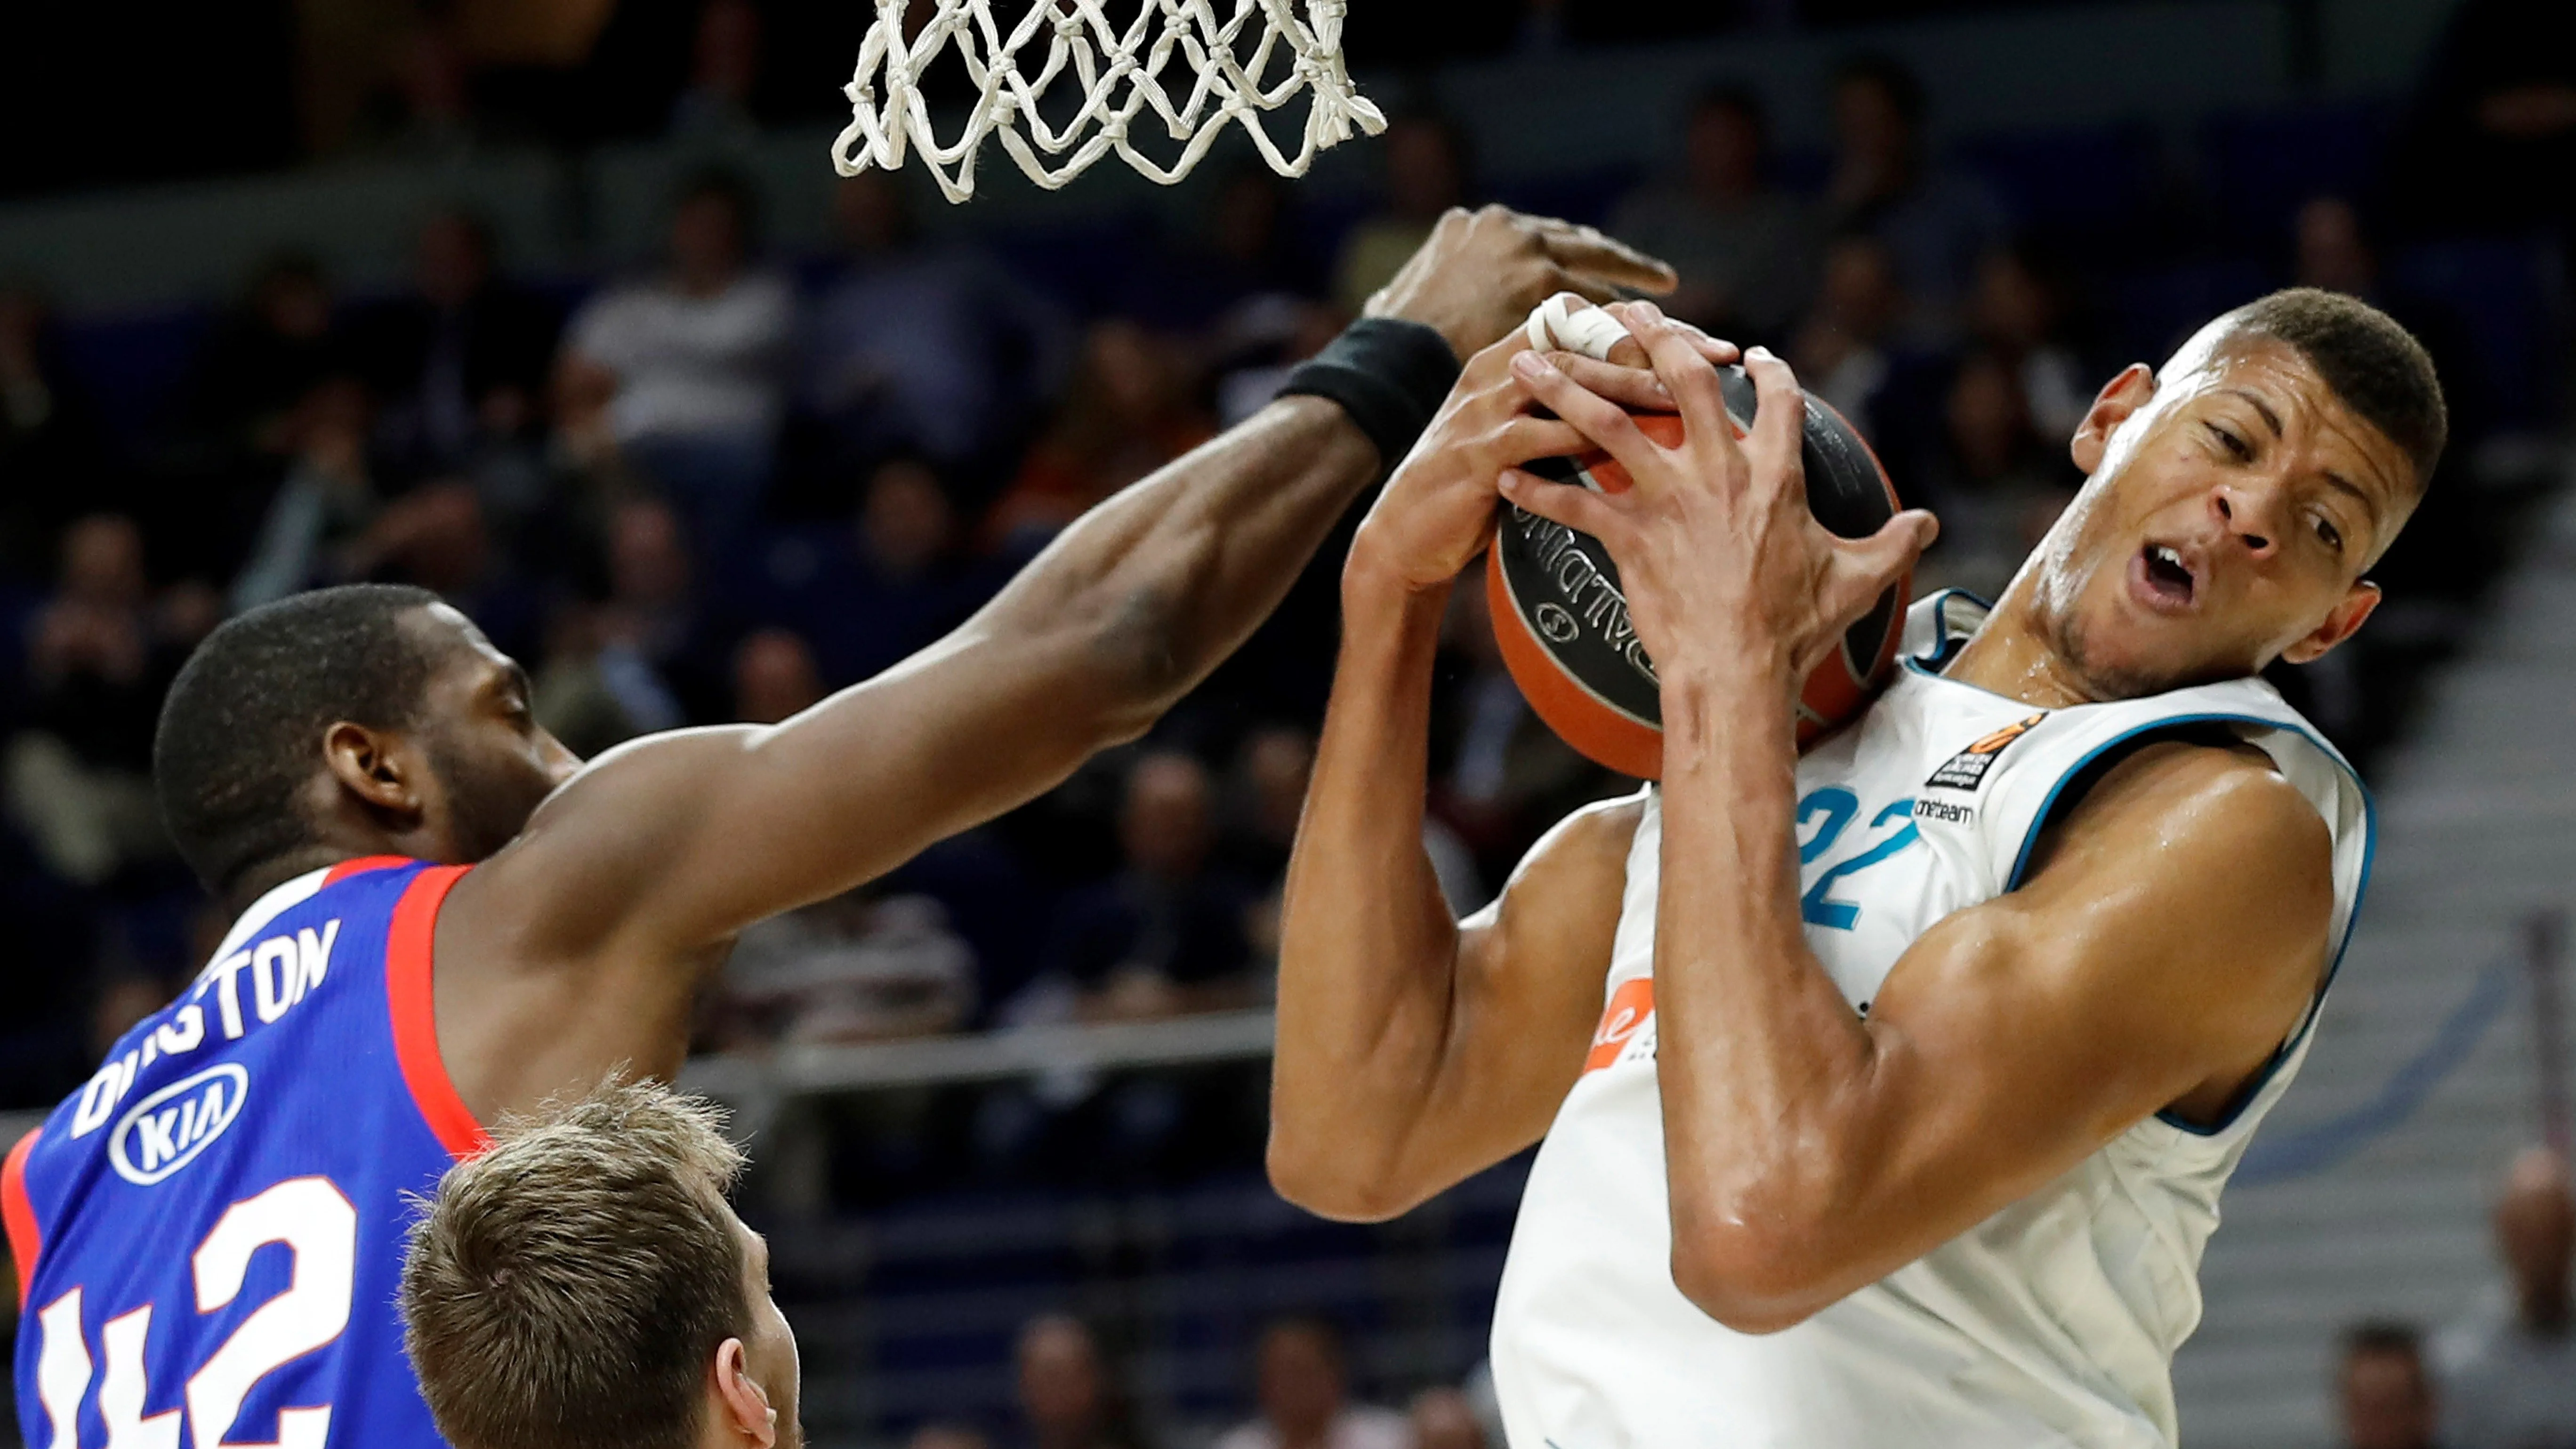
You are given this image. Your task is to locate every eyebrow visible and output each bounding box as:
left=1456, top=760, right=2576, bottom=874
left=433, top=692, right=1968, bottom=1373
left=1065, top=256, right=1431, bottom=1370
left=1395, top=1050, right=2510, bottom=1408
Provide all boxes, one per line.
left=2319, top=469, right=2382, bottom=524
left=2218, top=387, right=2283, bottom=438
left=2217, top=386, right=2388, bottom=527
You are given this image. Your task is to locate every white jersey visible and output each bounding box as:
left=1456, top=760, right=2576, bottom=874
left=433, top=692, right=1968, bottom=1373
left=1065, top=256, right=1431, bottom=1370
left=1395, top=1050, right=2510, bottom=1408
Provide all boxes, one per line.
left=1489, top=592, right=2373, bottom=1449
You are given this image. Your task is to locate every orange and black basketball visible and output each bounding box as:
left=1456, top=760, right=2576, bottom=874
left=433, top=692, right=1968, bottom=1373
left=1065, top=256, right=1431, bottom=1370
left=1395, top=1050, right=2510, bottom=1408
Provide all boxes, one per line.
left=1485, top=365, right=1908, bottom=779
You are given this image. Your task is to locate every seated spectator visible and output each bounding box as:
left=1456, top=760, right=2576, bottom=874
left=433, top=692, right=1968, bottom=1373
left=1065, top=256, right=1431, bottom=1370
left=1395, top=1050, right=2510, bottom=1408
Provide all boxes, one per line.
left=228, top=377, right=386, bottom=613
left=1212, top=1316, right=1407, bottom=1449
left=1333, top=113, right=1470, bottom=314
left=2290, top=197, right=2490, bottom=450
left=6, top=515, right=205, bottom=885
left=593, top=495, right=728, bottom=724
left=2434, top=1148, right=2576, bottom=1449
left=1607, top=87, right=1819, bottom=343
left=1965, top=245, right=2091, bottom=443
left=529, top=601, right=681, bottom=760
left=1822, top=56, right=2004, bottom=341
left=747, top=456, right=1003, bottom=686
left=559, top=169, right=793, bottom=561
left=2342, top=1321, right=2443, bottom=1449
left=670, top=0, right=762, bottom=141
left=349, top=209, right=561, bottom=484
left=715, top=888, right=976, bottom=1047
left=183, top=252, right=347, bottom=466
left=1015, top=1314, right=1151, bottom=1449
left=1407, top=1387, right=1487, bottom=1449
left=984, top=321, right=1213, bottom=551
left=733, top=625, right=824, bottom=724
left=803, top=170, right=1071, bottom=475
left=1789, top=234, right=1905, bottom=445
left=1027, top=751, right=1258, bottom=1025
left=1220, top=724, right=1314, bottom=882
left=1913, top=350, right=2077, bottom=602
left=357, top=18, right=482, bottom=159
left=521, top=496, right=719, bottom=748
left=344, top=480, right=541, bottom=659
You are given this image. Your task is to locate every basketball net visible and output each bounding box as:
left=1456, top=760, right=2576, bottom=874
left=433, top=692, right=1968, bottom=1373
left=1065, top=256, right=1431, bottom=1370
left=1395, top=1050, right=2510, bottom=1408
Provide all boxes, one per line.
left=831, top=0, right=1385, bottom=202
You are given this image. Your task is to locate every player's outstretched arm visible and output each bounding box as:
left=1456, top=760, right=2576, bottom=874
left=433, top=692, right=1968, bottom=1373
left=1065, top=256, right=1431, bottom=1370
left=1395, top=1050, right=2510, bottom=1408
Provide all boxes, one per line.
left=1268, top=317, right=1720, bottom=1222
left=435, top=211, right=1675, bottom=1117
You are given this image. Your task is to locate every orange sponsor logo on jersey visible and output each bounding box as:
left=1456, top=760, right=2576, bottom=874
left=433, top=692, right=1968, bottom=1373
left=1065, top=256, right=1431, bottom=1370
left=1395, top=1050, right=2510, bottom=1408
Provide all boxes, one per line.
left=1965, top=713, right=2047, bottom=756
left=1583, top=978, right=1656, bottom=1073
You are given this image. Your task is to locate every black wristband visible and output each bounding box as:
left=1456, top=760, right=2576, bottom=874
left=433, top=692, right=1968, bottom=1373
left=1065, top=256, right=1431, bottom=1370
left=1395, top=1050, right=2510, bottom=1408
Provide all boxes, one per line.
left=1277, top=316, right=1462, bottom=471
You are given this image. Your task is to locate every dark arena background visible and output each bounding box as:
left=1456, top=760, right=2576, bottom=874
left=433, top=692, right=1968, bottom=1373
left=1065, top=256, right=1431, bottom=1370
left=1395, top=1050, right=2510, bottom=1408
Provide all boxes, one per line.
left=1, top=0, right=2573, bottom=1445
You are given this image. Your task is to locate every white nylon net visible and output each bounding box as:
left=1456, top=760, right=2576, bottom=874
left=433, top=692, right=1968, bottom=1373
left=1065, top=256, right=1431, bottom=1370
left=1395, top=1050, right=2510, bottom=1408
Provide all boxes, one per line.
left=831, top=0, right=1384, bottom=202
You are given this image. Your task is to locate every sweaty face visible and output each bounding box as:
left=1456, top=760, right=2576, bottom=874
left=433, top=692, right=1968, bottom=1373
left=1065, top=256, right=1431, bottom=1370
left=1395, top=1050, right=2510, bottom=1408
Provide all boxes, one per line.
left=2021, top=332, right=2416, bottom=700
left=409, top=605, right=580, bottom=861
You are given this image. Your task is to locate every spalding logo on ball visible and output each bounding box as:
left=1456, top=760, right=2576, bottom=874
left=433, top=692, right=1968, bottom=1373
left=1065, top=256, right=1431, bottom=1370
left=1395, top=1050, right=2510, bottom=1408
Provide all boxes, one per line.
left=1486, top=364, right=1908, bottom=779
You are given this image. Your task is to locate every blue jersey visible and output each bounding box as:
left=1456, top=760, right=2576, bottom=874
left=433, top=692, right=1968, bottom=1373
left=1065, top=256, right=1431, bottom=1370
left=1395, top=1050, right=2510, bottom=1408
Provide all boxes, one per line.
left=5, top=857, right=487, bottom=1449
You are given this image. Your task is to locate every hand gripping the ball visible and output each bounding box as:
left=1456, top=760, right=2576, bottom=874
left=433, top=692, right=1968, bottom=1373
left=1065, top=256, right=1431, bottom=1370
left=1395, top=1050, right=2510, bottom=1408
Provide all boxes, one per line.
left=1497, top=304, right=1940, bottom=697
left=1348, top=297, right=1741, bottom=597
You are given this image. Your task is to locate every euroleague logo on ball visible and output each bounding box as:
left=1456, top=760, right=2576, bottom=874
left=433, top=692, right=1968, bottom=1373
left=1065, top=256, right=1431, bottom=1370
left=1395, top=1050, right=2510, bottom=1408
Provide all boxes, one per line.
left=1488, top=368, right=1908, bottom=779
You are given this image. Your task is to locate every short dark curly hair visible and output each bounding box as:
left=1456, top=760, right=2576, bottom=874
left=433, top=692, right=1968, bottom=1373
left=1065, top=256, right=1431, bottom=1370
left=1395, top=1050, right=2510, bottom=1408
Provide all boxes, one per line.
left=153, top=584, right=443, bottom=895
left=2230, top=287, right=2448, bottom=488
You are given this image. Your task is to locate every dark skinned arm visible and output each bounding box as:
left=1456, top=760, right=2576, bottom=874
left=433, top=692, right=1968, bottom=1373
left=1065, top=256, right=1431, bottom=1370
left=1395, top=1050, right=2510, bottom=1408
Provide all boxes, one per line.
left=432, top=209, right=1677, bottom=1123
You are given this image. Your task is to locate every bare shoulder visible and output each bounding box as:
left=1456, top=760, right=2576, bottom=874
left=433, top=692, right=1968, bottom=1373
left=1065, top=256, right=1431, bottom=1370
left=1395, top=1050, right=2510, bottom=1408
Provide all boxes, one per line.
left=2005, top=739, right=2334, bottom=1009
left=1527, top=787, right=1650, bottom=871
left=446, top=724, right=763, bottom=966
left=1458, top=789, right=1647, bottom=1000
left=2031, top=739, right=2331, bottom=894
left=1480, top=788, right=1648, bottom=918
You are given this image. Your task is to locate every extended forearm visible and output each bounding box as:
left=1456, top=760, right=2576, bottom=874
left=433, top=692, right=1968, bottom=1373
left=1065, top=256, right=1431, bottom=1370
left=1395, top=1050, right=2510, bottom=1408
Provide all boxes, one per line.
left=1653, top=663, right=1883, bottom=1319
left=1271, top=570, right=1462, bottom=1216
left=988, top=396, right=1381, bottom=734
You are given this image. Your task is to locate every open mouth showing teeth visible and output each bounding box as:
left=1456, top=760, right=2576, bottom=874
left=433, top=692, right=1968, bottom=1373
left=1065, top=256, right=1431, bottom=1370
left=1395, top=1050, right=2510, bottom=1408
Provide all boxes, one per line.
left=2142, top=543, right=2195, bottom=602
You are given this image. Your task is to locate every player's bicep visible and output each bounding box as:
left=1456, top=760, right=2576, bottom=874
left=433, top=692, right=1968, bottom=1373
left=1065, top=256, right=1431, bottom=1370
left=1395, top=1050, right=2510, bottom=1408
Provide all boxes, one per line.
left=1407, top=793, right=1642, bottom=1171
left=1862, top=748, right=2335, bottom=1213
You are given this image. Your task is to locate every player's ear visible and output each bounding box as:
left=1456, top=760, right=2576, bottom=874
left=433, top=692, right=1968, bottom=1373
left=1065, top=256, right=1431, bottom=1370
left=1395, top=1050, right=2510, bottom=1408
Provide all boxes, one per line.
left=710, top=1338, right=779, bottom=1448
left=2281, top=580, right=2381, bottom=664
left=321, top=721, right=423, bottom=816
left=2069, top=364, right=2157, bottom=475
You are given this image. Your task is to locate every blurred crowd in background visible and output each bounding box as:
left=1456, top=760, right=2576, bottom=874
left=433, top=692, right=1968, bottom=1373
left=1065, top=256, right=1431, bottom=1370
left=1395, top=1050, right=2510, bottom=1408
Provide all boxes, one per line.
left=0, top=0, right=2574, bottom=1442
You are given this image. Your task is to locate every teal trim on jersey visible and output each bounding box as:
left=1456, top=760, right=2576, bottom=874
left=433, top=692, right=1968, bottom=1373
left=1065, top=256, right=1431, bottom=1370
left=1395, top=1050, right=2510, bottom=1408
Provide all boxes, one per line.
left=1906, top=582, right=1999, bottom=680
left=1999, top=711, right=2378, bottom=1137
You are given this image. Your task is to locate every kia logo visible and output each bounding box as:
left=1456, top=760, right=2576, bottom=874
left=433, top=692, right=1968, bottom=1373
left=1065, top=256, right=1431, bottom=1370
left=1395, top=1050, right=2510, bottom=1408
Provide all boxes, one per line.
left=108, top=1064, right=248, bottom=1186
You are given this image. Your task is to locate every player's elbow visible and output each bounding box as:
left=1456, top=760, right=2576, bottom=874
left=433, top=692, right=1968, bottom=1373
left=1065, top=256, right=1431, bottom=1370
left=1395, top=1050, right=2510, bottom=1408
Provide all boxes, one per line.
left=1668, top=1222, right=1837, bottom=1335
left=1266, top=1129, right=1416, bottom=1224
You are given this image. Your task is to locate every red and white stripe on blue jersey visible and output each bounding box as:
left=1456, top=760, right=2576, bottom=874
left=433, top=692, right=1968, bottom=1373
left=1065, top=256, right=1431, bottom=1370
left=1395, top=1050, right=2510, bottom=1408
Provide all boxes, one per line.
left=3, top=856, right=486, bottom=1449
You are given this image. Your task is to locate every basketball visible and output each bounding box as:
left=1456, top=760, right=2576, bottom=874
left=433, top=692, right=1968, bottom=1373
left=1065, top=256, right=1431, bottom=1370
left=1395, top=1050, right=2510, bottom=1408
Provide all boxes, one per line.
left=1485, top=366, right=1908, bottom=779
